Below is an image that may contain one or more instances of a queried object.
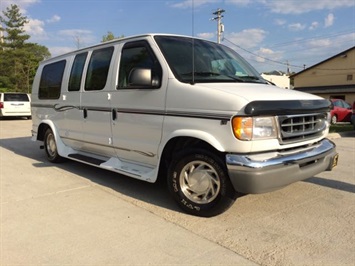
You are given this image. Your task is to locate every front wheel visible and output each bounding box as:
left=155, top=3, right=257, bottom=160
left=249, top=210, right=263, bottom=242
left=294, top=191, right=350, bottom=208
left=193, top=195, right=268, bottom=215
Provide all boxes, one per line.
left=167, top=149, right=235, bottom=217
left=44, top=128, right=64, bottom=163
left=331, top=115, right=337, bottom=124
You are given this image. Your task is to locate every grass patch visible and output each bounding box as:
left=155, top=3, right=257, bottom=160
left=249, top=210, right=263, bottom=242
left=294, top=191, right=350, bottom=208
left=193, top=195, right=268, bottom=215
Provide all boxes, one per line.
left=329, top=123, right=354, bottom=133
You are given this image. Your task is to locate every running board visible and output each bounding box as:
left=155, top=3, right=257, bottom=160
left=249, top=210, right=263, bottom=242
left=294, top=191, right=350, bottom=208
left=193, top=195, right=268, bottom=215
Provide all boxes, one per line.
left=68, top=154, right=105, bottom=166
left=67, top=153, right=156, bottom=183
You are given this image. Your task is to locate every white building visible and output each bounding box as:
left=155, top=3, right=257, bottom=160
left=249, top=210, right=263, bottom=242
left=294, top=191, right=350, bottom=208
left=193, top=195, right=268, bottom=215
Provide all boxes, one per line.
left=261, top=71, right=291, bottom=89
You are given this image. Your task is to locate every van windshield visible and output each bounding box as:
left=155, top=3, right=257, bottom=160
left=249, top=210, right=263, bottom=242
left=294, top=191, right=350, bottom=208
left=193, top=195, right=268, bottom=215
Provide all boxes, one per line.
left=154, top=35, right=266, bottom=84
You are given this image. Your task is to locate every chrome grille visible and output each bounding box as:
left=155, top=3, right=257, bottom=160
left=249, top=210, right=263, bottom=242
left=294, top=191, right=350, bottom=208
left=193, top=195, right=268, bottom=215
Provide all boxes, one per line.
left=278, top=113, right=327, bottom=144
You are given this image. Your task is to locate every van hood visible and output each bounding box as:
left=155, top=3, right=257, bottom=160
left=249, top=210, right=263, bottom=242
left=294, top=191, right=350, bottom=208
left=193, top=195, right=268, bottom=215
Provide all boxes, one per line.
left=166, top=80, right=328, bottom=116
left=197, top=83, right=321, bottom=102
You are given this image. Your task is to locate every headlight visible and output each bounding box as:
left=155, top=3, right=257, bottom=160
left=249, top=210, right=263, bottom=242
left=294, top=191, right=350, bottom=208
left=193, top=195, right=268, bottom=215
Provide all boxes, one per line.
left=232, top=116, right=277, bottom=141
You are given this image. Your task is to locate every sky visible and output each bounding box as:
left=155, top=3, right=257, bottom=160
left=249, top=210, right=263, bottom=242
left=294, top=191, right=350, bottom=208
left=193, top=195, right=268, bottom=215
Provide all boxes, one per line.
left=1, top=0, right=354, bottom=73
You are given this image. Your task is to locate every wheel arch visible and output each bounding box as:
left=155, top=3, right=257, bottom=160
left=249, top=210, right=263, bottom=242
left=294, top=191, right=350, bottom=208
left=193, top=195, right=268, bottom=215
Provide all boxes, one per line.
left=157, top=131, right=226, bottom=183
left=36, top=120, right=59, bottom=141
left=35, top=120, right=72, bottom=158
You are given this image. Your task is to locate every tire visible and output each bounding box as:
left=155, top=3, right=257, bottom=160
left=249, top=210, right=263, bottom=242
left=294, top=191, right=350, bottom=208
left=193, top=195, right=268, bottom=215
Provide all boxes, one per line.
left=167, top=149, right=236, bottom=217
left=44, top=128, right=63, bottom=163
left=331, top=115, right=337, bottom=124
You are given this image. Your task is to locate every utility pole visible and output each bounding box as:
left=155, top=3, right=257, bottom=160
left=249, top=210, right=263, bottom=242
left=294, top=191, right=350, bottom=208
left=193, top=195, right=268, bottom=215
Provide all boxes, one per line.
left=212, top=8, right=225, bottom=44
left=286, top=60, right=290, bottom=75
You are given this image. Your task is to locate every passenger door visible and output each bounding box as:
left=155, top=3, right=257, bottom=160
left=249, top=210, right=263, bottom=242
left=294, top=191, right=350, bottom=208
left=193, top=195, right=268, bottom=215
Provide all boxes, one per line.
left=110, top=40, right=166, bottom=166
left=80, top=46, right=116, bottom=157
left=61, top=52, right=87, bottom=150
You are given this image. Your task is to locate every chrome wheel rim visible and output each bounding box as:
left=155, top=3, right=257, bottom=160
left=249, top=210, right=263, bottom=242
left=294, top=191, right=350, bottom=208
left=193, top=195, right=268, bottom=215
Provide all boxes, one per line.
left=46, top=133, right=57, bottom=158
left=179, top=160, right=221, bottom=204
left=331, top=116, right=337, bottom=124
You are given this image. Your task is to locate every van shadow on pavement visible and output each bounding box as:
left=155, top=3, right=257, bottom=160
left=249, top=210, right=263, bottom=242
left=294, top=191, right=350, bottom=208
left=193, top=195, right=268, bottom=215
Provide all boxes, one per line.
left=303, top=177, right=355, bottom=194
left=0, top=136, right=181, bottom=213
left=4, top=135, right=352, bottom=214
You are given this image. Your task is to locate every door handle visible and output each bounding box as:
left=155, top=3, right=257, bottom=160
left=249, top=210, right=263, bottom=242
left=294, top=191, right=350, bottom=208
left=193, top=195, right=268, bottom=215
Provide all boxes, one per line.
left=112, top=109, right=117, bottom=121
left=83, top=108, right=87, bottom=118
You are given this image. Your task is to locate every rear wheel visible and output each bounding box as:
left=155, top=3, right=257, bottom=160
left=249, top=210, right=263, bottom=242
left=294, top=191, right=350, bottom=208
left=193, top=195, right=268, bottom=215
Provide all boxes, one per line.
left=167, top=149, right=235, bottom=217
left=44, top=128, right=63, bottom=163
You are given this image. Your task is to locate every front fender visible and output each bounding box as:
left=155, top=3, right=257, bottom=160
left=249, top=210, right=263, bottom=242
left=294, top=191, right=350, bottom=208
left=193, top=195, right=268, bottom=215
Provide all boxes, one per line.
left=160, top=129, right=226, bottom=154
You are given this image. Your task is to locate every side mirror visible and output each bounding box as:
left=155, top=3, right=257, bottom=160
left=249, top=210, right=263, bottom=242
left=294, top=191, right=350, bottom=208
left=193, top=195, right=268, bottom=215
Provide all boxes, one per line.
left=128, top=68, right=160, bottom=88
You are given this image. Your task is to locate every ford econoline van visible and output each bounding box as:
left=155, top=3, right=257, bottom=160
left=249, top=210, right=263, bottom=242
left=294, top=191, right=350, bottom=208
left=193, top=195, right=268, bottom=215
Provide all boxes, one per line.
left=31, top=34, right=338, bottom=216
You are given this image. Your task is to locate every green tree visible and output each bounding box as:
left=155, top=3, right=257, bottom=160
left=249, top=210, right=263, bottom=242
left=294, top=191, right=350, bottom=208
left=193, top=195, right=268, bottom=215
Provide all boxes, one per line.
left=0, top=4, right=29, bottom=49
left=102, top=31, right=124, bottom=43
left=0, top=4, right=50, bottom=92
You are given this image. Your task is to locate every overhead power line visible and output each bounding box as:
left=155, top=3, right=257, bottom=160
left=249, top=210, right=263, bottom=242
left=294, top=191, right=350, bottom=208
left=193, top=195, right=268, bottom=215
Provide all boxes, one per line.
left=223, top=37, right=304, bottom=69
left=266, top=29, right=355, bottom=49
left=223, top=37, right=355, bottom=71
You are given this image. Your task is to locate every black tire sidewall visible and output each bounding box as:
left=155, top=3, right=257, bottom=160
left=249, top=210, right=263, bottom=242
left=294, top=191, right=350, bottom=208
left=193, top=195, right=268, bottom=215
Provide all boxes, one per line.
left=168, top=149, right=235, bottom=217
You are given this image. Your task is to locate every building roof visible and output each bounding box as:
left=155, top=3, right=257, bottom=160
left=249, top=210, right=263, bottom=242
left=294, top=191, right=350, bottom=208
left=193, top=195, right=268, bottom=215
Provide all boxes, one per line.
left=294, top=84, right=355, bottom=93
left=290, top=45, right=355, bottom=78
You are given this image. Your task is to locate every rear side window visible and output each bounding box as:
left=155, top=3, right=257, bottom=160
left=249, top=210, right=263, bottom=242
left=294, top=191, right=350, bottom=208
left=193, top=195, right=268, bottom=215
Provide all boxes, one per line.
left=69, top=52, right=88, bottom=91
left=39, top=60, right=66, bottom=99
left=85, top=47, right=114, bottom=91
left=4, top=93, right=29, bottom=101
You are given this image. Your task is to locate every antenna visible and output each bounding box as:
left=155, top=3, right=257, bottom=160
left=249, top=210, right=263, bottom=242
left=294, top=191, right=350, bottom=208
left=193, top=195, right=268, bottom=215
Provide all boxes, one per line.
left=212, top=8, right=225, bottom=44
left=191, top=0, right=195, bottom=84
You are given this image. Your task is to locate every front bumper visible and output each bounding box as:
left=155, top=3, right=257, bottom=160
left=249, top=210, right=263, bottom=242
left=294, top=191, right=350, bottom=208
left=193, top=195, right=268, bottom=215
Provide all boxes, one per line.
left=226, top=138, right=338, bottom=194
left=351, top=114, right=355, bottom=129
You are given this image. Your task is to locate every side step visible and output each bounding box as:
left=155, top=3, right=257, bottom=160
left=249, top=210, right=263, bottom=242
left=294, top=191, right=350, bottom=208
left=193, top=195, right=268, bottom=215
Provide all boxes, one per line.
left=68, top=154, right=105, bottom=166
left=67, top=153, right=157, bottom=183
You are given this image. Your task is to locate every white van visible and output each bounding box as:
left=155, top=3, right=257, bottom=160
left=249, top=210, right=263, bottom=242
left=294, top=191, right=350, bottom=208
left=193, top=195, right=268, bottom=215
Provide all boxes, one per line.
left=31, top=34, right=338, bottom=216
left=0, top=92, right=31, bottom=119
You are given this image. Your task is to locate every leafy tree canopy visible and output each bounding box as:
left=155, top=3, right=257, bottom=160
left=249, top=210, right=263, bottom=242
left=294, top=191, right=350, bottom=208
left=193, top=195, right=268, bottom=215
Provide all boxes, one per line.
left=102, top=31, right=124, bottom=43
left=0, top=4, right=50, bottom=92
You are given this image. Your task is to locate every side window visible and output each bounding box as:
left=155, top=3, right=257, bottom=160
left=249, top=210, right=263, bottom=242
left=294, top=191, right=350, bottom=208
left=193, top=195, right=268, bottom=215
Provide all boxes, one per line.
left=333, top=100, right=342, bottom=107
left=344, top=102, right=351, bottom=109
left=69, top=52, right=88, bottom=91
left=39, top=60, right=66, bottom=99
left=85, top=47, right=114, bottom=91
left=118, top=41, right=162, bottom=89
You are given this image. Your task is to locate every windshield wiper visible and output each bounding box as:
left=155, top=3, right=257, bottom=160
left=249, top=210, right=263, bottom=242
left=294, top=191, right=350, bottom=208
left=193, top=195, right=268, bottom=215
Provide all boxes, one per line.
left=238, top=75, right=267, bottom=83
left=221, top=74, right=245, bottom=82
left=181, top=71, right=221, bottom=77
left=181, top=72, right=246, bottom=83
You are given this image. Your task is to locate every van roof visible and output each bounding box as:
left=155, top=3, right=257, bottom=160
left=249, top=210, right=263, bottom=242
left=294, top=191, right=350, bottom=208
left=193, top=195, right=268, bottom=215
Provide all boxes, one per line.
left=41, top=33, right=214, bottom=64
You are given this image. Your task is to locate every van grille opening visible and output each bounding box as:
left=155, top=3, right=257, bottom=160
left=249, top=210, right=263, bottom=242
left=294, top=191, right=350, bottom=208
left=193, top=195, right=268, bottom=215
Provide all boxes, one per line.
left=278, top=113, right=327, bottom=144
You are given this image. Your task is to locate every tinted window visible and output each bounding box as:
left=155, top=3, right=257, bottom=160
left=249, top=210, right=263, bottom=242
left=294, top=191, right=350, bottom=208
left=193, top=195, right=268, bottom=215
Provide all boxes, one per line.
left=39, top=60, right=66, bottom=99
left=118, top=41, right=162, bottom=88
left=85, top=47, right=114, bottom=91
left=333, top=100, right=342, bottom=107
left=155, top=36, right=264, bottom=84
left=4, top=93, right=29, bottom=101
left=69, top=52, right=88, bottom=91
left=343, top=101, right=351, bottom=108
